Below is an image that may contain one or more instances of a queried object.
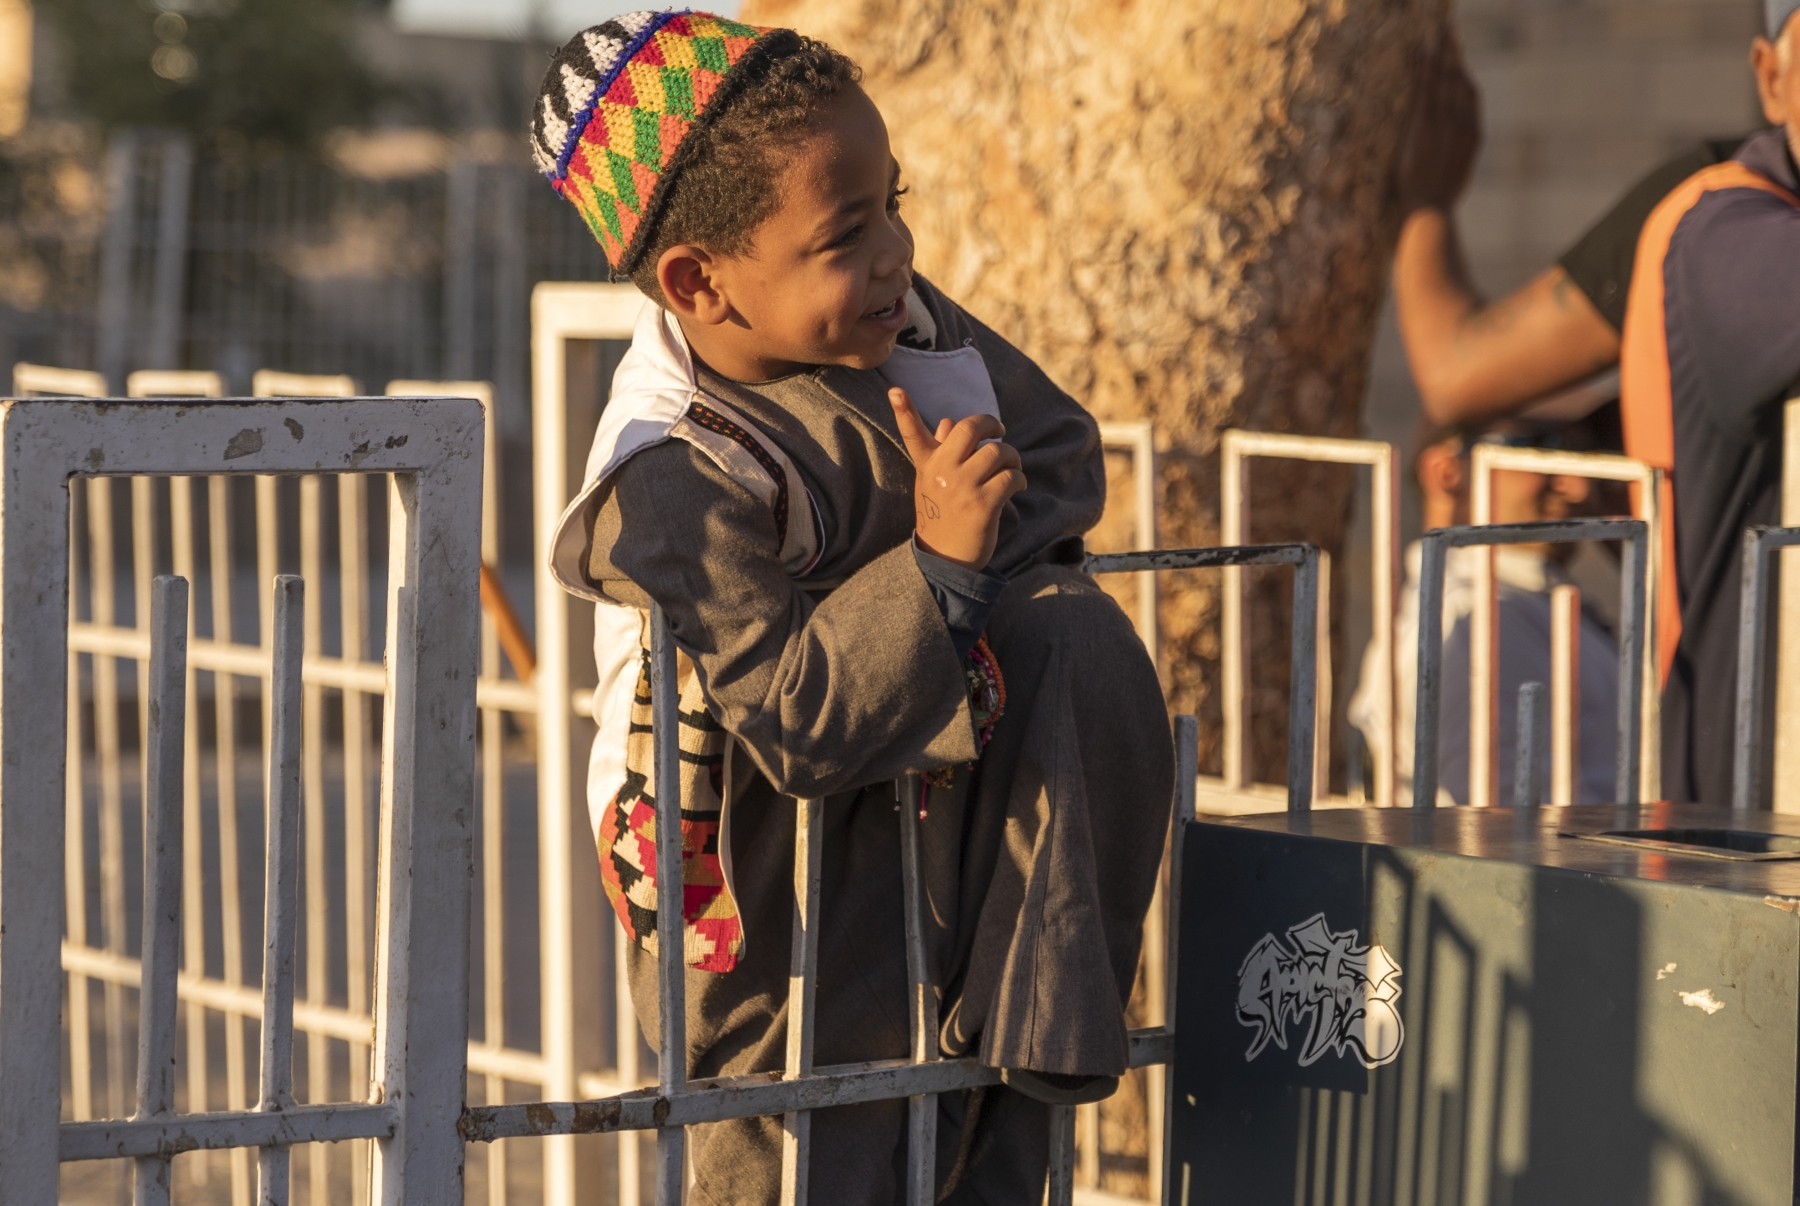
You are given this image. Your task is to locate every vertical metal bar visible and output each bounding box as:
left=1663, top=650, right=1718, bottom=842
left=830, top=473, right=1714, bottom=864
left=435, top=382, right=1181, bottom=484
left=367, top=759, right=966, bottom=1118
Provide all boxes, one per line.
left=491, top=169, right=528, bottom=447
left=299, top=476, right=332, bottom=1205
left=259, top=575, right=304, bottom=1206
left=1549, top=585, right=1580, bottom=808
left=1773, top=399, right=1800, bottom=813
left=1311, top=549, right=1332, bottom=805
left=1286, top=548, right=1320, bottom=814
left=1412, top=534, right=1450, bottom=811
left=1638, top=470, right=1665, bottom=802
left=254, top=470, right=283, bottom=1194
left=1737, top=528, right=1773, bottom=813
left=209, top=474, right=252, bottom=1202
left=133, top=475, right=159, bottom=783
left=475, top=387, right=509, bottom=1206
left=779, top=794, right=824, bottom=1206
left=94, top=131, right=138, bottom=392
left=1371, top=446, right=1400, bottom=809
left=0, top=410, right=76, bottom=1203
left=258, top=473, right=279, bottom=762
left=1514, top=683, right=1547, bottom=809
left=90, top=474, right=132, bottom=1119
left=65, top=487, right=94, bottom=1123
left=170, top=479, right=209, bottom=1136
left=1469, top=456, right=1492, bottom=808
left=1220, top=438, right=1249, bottom=789
left=1158, top=715, right=1199, bottom=1206
left=650, top=603, right=688, bottom=1203
left=368, top=452, right=482, bottom=1205
left=899, top=775, right=937, bottom=1206
left=1617, top=525, right=1647, bottom=806
left=535, top=314, right=582, bottom=1206
left=1470, top=535, right=1498, bottom=810
left=1046, top=1104, right=1076, bottom=1206
left=444, top=160, right=479, bottom=381
left=133, top=575, right=188, bottom=1206
left=616, top=939, right=642, bottom=1206
left=146, top=135, right=193, bottom=371
left=337, top=475, right=372, bottom=1157
left=1075, top=1104, right=1099, bottom=1188
left=1129, top=423, right=1159, bottom=661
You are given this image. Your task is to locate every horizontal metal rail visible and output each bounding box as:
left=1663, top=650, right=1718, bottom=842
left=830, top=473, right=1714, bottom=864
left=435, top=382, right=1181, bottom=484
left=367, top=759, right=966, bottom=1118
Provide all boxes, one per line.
left=481, top=546, right=1271, bottom=1206
left=61, top=1103, right=399, bottom=1163
left=1413, top=518, right=1648, bottom=811
left=1089, top=544, right=1321, bottom=814
left=66, top=621, right=540, bottom=713
left=460, top=1028, right=1176, bottom=1143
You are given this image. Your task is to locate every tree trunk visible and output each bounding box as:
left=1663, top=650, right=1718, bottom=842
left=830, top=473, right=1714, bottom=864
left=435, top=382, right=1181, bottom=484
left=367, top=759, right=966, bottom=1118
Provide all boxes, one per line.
left=740, top=0, right=1441, bottom=1189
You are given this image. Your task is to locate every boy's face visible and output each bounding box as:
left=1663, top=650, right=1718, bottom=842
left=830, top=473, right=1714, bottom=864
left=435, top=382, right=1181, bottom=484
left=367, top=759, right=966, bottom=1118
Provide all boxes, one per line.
left=657, top=87, right=916, bottom=380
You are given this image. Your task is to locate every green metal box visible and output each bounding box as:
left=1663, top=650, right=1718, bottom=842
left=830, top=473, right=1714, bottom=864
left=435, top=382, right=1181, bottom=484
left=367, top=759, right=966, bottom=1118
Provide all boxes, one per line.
left=1171, top=805, right=1800, bottom=1205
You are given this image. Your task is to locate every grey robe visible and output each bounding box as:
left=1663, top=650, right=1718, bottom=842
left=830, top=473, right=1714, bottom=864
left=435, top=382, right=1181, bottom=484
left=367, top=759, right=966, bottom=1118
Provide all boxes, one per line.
left=575, top=278, right=1172, bottom=1203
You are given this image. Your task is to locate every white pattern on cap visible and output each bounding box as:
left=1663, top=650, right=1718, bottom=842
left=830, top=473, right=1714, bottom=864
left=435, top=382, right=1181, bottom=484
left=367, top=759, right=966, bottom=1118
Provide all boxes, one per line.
left=533, top=96, right=569, bottom=174
left=582, top=29, right=626, bottom=73
left=560, top=63, right=596, bottom=115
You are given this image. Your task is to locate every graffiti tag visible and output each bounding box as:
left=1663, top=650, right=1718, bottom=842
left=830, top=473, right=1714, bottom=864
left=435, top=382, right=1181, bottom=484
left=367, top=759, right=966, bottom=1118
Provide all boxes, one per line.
left=1235, top=913, right=1404, bottom=1068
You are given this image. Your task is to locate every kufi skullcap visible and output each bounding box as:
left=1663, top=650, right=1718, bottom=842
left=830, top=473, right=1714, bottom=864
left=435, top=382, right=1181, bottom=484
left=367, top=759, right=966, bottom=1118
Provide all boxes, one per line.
left=530, top=10, right=793, bottom=274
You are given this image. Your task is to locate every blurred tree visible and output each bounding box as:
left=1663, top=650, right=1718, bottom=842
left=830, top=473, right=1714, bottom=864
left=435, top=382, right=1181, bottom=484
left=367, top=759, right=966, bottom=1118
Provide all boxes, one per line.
left=36, top=0, right=384, bottom=149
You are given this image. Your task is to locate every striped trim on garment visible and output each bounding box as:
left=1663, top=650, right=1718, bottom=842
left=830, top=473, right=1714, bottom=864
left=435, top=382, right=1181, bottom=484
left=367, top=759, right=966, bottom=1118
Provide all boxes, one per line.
left=687, top=399, right=790, bottom=547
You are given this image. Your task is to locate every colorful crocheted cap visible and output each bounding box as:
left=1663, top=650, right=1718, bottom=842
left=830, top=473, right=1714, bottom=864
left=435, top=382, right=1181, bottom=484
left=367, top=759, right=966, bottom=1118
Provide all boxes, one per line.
left=530, top=10, right=792, bottom=274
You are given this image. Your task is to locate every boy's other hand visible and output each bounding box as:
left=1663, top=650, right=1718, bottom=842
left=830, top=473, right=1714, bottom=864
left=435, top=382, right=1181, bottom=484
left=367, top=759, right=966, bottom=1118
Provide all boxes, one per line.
left=889, top=387, right=1026, bottom=572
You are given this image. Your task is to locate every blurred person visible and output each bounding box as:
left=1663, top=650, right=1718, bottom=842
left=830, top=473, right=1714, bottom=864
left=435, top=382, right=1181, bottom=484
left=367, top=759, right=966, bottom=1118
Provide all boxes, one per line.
left=1350, top=424, right=1619, bottom=806
left=1619, top=0, right=1800, bottom=805
left=1390, top=31, right=1753, bottom=431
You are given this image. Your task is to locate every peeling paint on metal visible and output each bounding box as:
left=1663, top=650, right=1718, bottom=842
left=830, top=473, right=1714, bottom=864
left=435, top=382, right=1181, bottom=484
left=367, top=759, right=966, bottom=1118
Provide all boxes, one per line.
left=223, top=429, right=263, bottom=460
left=1677, top=988, right=1725, bottom=1015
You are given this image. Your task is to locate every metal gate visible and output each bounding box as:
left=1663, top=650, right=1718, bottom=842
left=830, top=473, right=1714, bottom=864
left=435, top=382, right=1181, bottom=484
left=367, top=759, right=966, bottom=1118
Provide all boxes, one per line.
left=0, top=390, right=485, bottom=1203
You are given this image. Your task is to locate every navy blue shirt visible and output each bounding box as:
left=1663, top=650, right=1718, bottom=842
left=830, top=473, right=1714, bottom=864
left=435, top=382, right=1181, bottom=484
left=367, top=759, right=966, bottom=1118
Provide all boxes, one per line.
left=912, top=541, right=1006, bottom=658
left=1659, top=128, right=1800, bottom=804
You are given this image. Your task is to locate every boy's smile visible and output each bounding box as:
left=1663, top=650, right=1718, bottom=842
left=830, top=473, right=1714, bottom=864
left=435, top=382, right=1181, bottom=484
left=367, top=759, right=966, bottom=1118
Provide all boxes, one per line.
left=656, top=87, right=916, bottom=382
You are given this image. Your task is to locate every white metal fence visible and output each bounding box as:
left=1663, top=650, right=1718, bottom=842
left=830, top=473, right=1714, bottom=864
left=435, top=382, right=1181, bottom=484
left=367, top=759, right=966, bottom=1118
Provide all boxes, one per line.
left=0, top=389, right=485, bottom=1204
left=5, top=285, right=1728, bottom=1205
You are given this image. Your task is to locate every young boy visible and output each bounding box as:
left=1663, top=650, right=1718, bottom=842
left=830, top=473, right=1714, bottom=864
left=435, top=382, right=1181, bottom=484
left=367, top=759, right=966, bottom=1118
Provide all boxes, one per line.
left=534, top=12, right=1172, bottom=1201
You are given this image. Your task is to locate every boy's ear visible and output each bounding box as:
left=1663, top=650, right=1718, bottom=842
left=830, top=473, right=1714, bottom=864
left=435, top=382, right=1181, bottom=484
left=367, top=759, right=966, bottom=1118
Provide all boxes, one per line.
left=657, top=245, right=733, bottom=325
left=1752, top=36, right=1788, bottom=126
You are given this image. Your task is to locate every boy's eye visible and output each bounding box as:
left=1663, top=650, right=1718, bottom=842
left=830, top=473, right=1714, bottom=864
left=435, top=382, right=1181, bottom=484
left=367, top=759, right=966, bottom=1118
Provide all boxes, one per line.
left=888, top=185, right=909, bottom=213
left=831, top=223, right=865, bottom=250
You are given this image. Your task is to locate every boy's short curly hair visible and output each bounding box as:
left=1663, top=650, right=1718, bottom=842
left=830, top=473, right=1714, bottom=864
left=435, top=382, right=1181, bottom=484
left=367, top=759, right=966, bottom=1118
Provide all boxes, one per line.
left=627, top=36, right=862, bottom=301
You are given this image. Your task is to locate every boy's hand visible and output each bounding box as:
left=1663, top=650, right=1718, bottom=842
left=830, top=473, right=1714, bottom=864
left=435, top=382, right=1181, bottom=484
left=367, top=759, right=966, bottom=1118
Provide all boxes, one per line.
left=889, top=387, right=1027, bottom=572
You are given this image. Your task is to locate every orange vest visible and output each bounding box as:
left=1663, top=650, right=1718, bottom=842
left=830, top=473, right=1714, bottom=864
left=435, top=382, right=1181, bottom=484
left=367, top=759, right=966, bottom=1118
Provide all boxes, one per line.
left=1620, top=161, right=1800, bottom=685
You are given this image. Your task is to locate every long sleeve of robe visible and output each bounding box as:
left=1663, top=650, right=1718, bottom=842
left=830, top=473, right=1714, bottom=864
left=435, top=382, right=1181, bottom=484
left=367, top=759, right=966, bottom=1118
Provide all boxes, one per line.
left=572, top=277, right=1172, bottom=1206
